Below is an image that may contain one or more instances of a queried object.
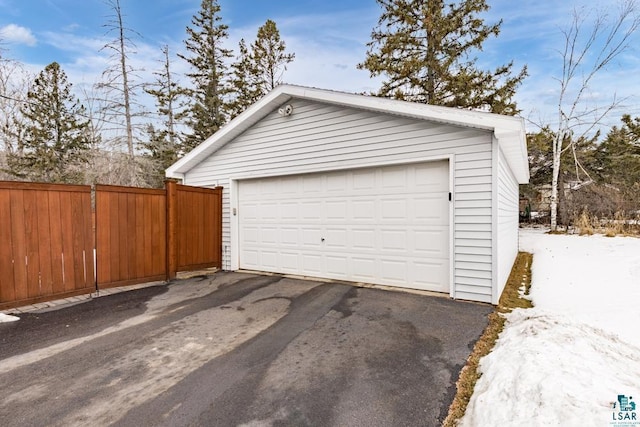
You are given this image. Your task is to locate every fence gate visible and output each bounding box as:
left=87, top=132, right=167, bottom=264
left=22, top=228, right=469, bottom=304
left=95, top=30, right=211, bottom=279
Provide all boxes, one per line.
left=0, top=182, right=94, bottom=308
left=167, top=182, right=223, bottom=277
left=95, top=185, right=167, bottom=289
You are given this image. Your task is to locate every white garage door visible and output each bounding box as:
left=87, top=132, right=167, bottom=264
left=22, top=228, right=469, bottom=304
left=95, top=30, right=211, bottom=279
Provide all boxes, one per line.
left=238, top=161, right=450, bottom=293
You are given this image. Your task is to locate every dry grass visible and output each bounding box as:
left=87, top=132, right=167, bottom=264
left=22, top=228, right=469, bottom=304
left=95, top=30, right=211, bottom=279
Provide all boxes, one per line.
left=604, top=211, right=626, bottom=237
left=553, top=211, right=640, bottom=237
left=442, top=252, right=533, bottom=427
left=575, top=211, right=595, bottom=235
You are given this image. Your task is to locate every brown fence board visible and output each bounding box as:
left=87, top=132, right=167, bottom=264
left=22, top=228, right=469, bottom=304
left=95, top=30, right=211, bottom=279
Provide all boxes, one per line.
left=134, top=194, right=144, bottom=279
left=48, top=191, right=64, bottom=297
left=9, top=190, right=28, bottom=301
left=0, top=190, right=15, bottom=303
left=82, top=190, right=94, bottom=286
left=59, top=191, right=75, bottom=292
left=23, top=190, right=40, bottom=298
left=36, top=192, right=53, bottom=296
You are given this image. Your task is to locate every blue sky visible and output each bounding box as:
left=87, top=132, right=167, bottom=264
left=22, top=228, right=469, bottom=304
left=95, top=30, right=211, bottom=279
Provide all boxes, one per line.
left=1, top=0, right=639, bottom=133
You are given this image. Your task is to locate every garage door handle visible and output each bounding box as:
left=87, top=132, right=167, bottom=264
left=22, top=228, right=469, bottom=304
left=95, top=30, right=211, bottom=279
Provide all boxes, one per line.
left=321, top=238, right=325, bottom=242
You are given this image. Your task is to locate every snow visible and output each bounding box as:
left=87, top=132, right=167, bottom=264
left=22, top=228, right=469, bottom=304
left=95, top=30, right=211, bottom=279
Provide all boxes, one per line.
left=0, top=313, right=20, bottom=323
left=461, top=229, right=640, bottom=427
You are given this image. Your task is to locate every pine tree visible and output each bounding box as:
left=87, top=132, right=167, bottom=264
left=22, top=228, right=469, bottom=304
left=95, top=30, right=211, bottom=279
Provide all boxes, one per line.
left=179, top=0, right=232, bottom=152
left=596, top=115, right=640, bottom=195
left=227, top=39, right=262, bottom=119
left=227, top=20, right=295, bottom=119
left=139, top=124, right=178, bottom=188
left=251, top=19, right=295, bottom=92
left=143, top=45, right=185, bottom=187
left=7, top=62, right=90, bottom=183
left=358, top=0, right=527, bottom=115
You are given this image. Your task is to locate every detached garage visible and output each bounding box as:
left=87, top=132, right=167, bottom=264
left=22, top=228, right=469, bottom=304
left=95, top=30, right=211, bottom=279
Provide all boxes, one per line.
left=166, top=85, right=529, bottom=304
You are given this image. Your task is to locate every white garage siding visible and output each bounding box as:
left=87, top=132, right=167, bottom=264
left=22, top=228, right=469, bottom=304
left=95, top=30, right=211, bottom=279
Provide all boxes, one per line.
left=494, top=145, right=520, bottom=303
left=182, top=98, right=496, bottom=302
left=453, top=150, right=494, bottom=302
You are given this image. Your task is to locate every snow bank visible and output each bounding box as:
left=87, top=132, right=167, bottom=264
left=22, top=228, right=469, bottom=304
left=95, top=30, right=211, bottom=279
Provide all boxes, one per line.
left=461, top=309, right=640, bottom=427
left=461, top=229, right=640, bottom=426
left=0, top=313, right=19, bottom=323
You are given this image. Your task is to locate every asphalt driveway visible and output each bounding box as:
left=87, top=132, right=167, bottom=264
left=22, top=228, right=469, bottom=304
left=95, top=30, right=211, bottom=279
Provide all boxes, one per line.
left=0, top=272, right=491, bottom=426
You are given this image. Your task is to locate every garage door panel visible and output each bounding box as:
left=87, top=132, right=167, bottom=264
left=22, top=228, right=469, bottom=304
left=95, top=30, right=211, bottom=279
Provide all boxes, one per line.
left=261, top=251, right=278, bottom=269
left=326, top=255, right=348, bottom=276
left=279, top=202, right=299, bottom=220
left=382, top=167, right=407, bottom=188
left=239, top=161, right=449, bottom=293
left=242, top=202, right=260, bottom=221
left=280, top=177, right=299, bottom=194
left=302, top=253, right=322, bottom=273
left=241, top=249, right=259, bottom=268
left=410, top=261, right=448, bottom=292
left=280, top=227, right=299, bottom=246
left=280, top=252, right=299, bottom=271
left=351, top=257, right=377, bottom=280
left=260, top=226, right=278, bottom=244
left=414, top=228, right=449, bottom=252
left=303, top=175, right=323, bottom=192
left=352, top=200, right=376, bottom=221
left=242, top=226, right=259, bottom=244
left=353, top=170, right=376, bottom=189
left=352, top=229, right=376, bottom=250
left=327, top=173, right=347, bottom=192
left=260, top=203, right=278, bottom=220
left=381, top=229, right=408, bottom=252
left=414, top=195, right=449, bottom=223
left=240, top=180, right=262, bottom=196
left=381, top=198, right=408, bottom=220
left=325, top=228, right=348, bottom=249
left=300, top=202, right=322, bottom=220
left=326, top=201, right=347, bottom=219
left=301, top=228, right=322, bottom=247
left=381, top=259, right=408, bottom=283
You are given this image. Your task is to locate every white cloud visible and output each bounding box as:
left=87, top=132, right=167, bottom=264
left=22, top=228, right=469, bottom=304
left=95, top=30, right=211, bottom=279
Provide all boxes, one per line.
left=0, top=23, right=36, bottom=46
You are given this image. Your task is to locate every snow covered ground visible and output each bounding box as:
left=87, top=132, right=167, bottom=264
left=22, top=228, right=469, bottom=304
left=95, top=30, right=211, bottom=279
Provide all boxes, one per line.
left=0, top=313, right=19, bottom=323
left=461, top=228, right=640, bottom=427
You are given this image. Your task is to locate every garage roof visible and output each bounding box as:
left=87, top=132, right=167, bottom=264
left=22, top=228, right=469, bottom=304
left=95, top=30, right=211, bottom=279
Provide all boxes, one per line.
left=166, top=85, right=530, bottom=183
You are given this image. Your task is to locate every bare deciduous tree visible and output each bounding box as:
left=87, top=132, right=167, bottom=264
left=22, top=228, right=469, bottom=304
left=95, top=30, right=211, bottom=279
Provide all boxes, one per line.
left=97, top=0, right=144, bottom=159
left=0, top=54, right=30, bottom=158
left=550, top=1, right=640, bottom=230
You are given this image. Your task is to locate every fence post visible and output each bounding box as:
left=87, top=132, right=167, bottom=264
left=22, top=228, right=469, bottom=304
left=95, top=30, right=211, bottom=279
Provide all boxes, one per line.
left=166, top=180, right=178, bottom=280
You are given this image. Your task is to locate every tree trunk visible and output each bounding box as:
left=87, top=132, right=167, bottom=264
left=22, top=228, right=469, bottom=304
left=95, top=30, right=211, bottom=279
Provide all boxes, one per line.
left=116, top=0, right=134, bottom=157
left=558, top=168, right=568, bottom=227
left=550, top=134, right=561, bottom=231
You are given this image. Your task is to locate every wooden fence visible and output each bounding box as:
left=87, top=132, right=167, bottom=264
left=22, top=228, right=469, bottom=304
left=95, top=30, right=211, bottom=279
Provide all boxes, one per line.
left=0, top=181, right=222, bottom=309
left=0, top=182, right=95, bottom=308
